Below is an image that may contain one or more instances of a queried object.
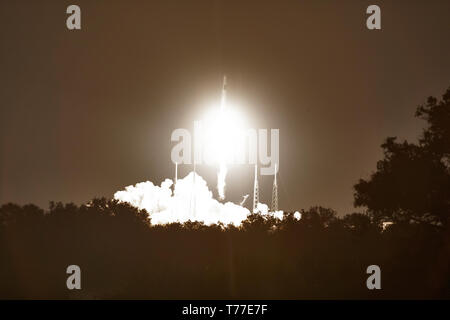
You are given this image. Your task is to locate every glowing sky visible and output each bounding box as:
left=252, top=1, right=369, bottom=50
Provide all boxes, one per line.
left=1, top=1, right=449, bottom=215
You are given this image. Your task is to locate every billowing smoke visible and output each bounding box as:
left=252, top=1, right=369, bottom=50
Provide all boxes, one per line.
left=255, top=202, right=284, bottom=220
left=114, top=172, right=288, bottom=226
left=114, top=172, right=248, bottom=226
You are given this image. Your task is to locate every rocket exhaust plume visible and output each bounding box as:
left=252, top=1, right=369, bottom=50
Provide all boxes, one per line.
left=217, top=75, right=228, bottom=200
left=218, top=164, right=227, bottom=199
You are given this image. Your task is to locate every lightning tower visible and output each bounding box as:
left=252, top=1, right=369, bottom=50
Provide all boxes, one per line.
left=271, top=163, right=278, bottom=212
left=252, top=164, right=259, bottom=213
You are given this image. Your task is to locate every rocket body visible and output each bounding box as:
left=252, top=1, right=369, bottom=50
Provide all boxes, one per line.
left=220, top=75, right=227, bottom=111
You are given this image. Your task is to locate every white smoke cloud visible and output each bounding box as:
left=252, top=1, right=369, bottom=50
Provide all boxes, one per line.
left=114, top=172, right=247, bottom=226
left=114, top=171, right=289, bottom=226
left=255, top=203, right=284, bottom=220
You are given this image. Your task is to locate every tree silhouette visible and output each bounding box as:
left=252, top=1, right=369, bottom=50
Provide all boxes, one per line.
left=354, top=87, right=450, bottom=227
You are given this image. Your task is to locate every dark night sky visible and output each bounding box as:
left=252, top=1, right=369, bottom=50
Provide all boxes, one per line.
left=0, top=0, right=449, bottom=215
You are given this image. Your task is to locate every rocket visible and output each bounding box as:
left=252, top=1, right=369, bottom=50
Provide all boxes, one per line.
left=220, top=75, right=227, bottom=111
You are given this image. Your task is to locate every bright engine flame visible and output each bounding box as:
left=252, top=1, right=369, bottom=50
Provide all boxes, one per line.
left=201, top=106, right=246, bottom=200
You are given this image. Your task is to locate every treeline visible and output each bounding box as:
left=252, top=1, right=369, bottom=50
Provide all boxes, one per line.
left=0, top=199, right=448, bottom=299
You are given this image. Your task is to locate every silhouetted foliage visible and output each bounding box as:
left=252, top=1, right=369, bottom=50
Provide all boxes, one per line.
left=0, top=200, right=448, bottom=299
left=354, top=87, right=450, bottom=227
